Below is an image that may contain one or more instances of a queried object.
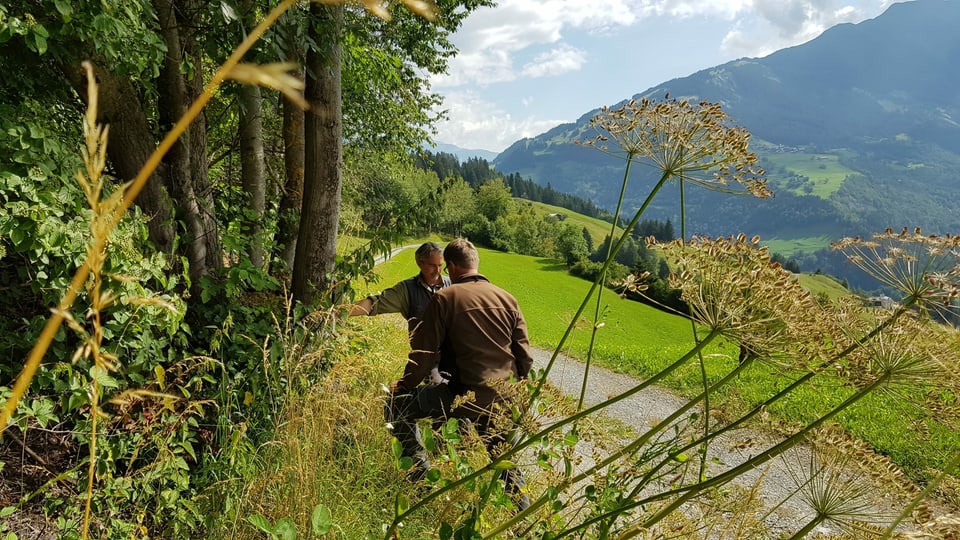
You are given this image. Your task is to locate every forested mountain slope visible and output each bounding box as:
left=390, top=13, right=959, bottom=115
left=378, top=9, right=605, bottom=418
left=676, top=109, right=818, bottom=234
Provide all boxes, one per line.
left=492, top=0, right=960, bottom=281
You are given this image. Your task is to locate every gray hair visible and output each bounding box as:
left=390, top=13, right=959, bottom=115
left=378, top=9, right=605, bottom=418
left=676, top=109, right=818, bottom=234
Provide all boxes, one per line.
left=414, top=242, right=443, bottom=263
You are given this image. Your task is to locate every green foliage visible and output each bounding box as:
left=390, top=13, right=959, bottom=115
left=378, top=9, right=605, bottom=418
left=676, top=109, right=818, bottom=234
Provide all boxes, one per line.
left=475, top=178, right=513, bottom=221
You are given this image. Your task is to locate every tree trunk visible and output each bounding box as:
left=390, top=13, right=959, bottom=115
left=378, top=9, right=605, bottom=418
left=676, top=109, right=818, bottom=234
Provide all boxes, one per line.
left=292, top=3, right=343, bottom=305
left=60, top=63, right=178, bottom=259
left=239, top=84, right=266, bottom=269
left=155, top=0, right=222, bottom=286
left=276, top=71, right=305, bottom=275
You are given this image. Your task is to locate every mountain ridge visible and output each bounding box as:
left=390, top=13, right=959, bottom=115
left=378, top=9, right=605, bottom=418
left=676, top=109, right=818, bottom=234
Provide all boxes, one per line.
left=491, top=0, right=960, bottom=272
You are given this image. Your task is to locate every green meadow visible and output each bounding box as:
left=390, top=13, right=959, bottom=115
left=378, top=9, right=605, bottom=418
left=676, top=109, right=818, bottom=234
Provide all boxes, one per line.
left=360, top=245, right=734, bottom=385
left=765, top=152, right=860, bottom=198
left=762, top=235, right=835, bottom=256
left=517, top=198, right=623, bottom=246
left=360, top=244, right=959, bottom=483
left=796, top=272, right=854, bottom=300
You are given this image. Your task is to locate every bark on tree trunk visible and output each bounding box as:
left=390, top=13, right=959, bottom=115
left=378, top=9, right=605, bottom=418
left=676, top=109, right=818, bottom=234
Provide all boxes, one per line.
left=239, top=84, right=266, bottom=269
left=155, top=0, right=222, bottom=286
left=60, top=62, right=177, bottom=259
left=277, top=77, right=305, bottom=275
left=292, top=3, right=343, bottom=305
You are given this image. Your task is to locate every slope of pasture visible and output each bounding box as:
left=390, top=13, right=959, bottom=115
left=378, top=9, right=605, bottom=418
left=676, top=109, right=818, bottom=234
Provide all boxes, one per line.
left=796, top=272, right=854, bottom=300
left=761, top=235, right=834, bottom=257
left=762, top=151, right=860, bottom=198
left=516, top=199, right=623, bottom=247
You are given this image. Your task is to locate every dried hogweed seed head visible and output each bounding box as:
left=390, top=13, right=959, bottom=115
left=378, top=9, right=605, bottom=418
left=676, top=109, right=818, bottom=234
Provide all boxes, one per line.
left=576, top=97, right=771, bottom=199
left=832, top=227, right=960, bottom=320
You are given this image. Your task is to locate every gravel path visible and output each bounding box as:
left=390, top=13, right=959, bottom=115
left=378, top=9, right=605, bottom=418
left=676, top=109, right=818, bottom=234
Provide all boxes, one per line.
left=530, top=346, right=924, bottom=537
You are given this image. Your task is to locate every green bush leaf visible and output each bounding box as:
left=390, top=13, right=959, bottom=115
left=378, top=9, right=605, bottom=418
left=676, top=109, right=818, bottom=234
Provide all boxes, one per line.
left=395, top=493, right=409, bottom=515
left=311, top=504, right=332, bottom=535
left=422, top=427, right=436, bottom=452
left=90, top=365, right=119, bottom=389
left=247, top=514, right=274, bottom=534
left=274, top=518, right=297, bottom=540
left=391, top=437, right=403, bottom=460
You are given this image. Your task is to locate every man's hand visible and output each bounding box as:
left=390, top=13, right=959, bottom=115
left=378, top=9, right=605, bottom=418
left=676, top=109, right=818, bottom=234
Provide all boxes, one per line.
left=391, top=381, right=412, bottom=394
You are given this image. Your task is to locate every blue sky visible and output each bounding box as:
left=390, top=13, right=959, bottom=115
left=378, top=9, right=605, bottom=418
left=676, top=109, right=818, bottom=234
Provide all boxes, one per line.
left=429, top=0, right=900, bottom=153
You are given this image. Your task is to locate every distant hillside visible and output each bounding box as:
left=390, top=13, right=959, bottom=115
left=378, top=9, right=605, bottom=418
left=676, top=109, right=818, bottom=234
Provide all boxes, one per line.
left=428, top=142, right=499, bottom=163
left=492, top=0, right=960, bottom=287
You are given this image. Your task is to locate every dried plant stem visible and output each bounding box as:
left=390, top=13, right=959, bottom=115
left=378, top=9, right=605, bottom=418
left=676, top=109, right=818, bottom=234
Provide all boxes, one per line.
left=529, top=169, right=672, bottom=408
left=578, top=156, right=636, bottom=411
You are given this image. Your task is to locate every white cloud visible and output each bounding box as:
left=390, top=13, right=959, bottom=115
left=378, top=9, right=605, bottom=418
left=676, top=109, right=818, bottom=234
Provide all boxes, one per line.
left=632, top=0, right=750, bottom=19
left=521, top=44, right=587, bottom=78
left=432, top=0, right=900, bottom=150
left=434, top=0, right=637, bottom=88
left=433, top=91, right=566, bottom=152
left=720, top=0, right=897, bottom=58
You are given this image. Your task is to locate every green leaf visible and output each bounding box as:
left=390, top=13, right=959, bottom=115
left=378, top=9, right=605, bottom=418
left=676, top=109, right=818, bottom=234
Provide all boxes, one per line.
left=247, top=514, right=273, bottom=534
left=492, top=460, right=516, bottom=471
left=422, top=427, right=436, bottom=452
left=425, top=468, right=441, bottom=483
left=31, top=32, right=48, bottom=55
left=54, top=0, right=74, bottom=19
left=395, top=493, right=409, bottom=515
left=391, top=437, right=402, bottom=460
left=439, top=522, right=453, bottom=540
left=89, top=365, right=119, bottom=389
left=311, top=504, right=332, bottom=535
left=274, top=518, right=297, bottom=540
left=9, top=227, right=24, bottom=247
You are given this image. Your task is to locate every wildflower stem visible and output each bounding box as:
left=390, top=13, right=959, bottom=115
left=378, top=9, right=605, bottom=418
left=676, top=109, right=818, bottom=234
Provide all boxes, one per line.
left=678, top=177, right=713, bottom=482
left=881, top=449, right=960, bottom=538
left=636, top=372, right=893, bottom=532
left=579, top=155, right=636, bottom=410
left=555, top=372, right=892, bottom=539
left=480, top=329, right=721, bottom=539
left=785, top=516, right=825, bottom=540
left=529, top=169, right=672, bottom=409
left=623, top=352, right=758, bottom=501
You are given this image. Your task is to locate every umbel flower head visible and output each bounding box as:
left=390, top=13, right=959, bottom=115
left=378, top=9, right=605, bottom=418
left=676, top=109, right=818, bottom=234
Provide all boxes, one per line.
left=653, top=234, right=820, bottom=363
left=831, top=227, right=960, bottom=320
left=576, top=96, right=772, bottom=199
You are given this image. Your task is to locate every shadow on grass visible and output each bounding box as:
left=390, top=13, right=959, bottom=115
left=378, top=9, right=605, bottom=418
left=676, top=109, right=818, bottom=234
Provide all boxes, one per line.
left=535, top=258, right=568, bottom=272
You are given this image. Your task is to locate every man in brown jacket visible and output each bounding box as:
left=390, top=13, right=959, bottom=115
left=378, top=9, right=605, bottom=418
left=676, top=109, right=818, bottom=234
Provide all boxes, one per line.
left=389, top=238, right=533, bottom=509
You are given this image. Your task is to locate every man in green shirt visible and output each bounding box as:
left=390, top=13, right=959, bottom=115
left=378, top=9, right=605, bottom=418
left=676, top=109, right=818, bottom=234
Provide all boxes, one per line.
left=349, top=241, right=451, bottom=335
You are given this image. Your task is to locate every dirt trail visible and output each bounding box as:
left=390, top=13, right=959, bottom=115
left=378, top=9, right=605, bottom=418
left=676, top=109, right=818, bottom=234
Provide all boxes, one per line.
left=530, top=346, right=943, bottom=537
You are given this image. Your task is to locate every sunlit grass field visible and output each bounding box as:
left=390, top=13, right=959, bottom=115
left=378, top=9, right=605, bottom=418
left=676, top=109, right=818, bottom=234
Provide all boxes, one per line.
left=354, top=243, right=960, bottom=485
left=762, top=235, right=835, bottom=256
left=518, top=198, right=623, bottom=247
left=764, top=152, right=860, bottom=198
